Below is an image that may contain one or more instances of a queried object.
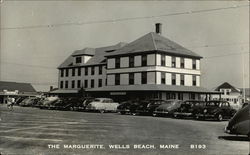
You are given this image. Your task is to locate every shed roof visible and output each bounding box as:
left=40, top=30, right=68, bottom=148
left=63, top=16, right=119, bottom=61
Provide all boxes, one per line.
left=0, top=81, right=36, bottom=92
left=106, top=32, right=202, bottom=58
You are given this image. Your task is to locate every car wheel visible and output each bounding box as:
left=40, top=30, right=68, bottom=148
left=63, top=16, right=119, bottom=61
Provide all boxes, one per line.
left=217, top=114, right=223, bottom=121
left=120, top=111, right=125, bottom=115
left=132, top=113, right=136, bottom=116
left=195, top=115, right=200, bottom=120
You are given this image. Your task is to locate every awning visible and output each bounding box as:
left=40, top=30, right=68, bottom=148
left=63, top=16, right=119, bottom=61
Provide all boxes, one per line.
left=49, top=89, right=79, bottom=94
left=86, top=84, right=221, bottom=94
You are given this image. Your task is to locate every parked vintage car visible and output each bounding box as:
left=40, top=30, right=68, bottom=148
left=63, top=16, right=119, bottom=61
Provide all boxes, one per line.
left=117, top=100, right=140, bottom=115
left=135, top=99, right=170, bottom=116
left=195, top=100, right=237, bottom=121
left=153, top=100, right=183, bottom=117
left=72, top=97, right=95, bottom=111
left=225, top=104, right=250, bottom=137
left=172, top=100, right=206, bottom=118
left=39, top=97, right=59, bottom=109
left=85, top=98, right=119, bottom=113
left=19, top=97, right=40, bottom=107
left=15, top=96, right=28, bottom=105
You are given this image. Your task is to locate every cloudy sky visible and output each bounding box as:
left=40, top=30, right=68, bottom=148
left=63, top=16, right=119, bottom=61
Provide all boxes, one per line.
left=0, top=1, right=249, bottom=91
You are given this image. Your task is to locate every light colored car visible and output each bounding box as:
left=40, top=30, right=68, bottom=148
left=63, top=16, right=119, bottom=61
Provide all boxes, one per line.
left=85, top=98, right=119, bottom=113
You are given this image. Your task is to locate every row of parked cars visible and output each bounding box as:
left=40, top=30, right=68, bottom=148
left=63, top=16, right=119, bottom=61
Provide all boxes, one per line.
left=14, top=96, right=249, bottom=137
left=117, top=99, right=238, bottom=121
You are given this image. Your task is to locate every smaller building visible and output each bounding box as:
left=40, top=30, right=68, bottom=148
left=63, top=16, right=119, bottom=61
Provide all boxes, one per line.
left=212, top=82, right=242, bottom=108
left=0, top=81, right=37, bottom=103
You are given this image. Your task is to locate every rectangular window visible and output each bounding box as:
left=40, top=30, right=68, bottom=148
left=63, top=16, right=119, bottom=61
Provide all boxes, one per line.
left=129, top=73, right=134, bottom=85
left=172, top=57, right=176, bottom=68
left=85, top=67, right=88, bottom=75
left=84, top=80, right=88, bottom=88
left=161, top=54, right=165, bottom=66
left=60, top=69, right=64, bottom=77
left=172, top=74, right=176, bottom=85
left=65, top=81, right=68, bottom=88
left=91, top=66, right=95, bottom=75
left=98, top=79, right=102, bottom=87
left=78, top=68, right=81, bottom=76
left=115, top=74, right=120, bottom=85
left=66, top=69, right=69, bottom=77
left=60, top=81, right=63, bottom=89
left=99, top=66, right=102, bottom=75
left=192, top=59, right=196, bottom=69
left=77, top=80, right=81, bottom=88
left=141, top=72, right=147, bottom=84
left=190, top=93, right=195, bottom=100
left=180, top=74, right=184, bottom=85
left=91, top=79, right=94, bottom=88
left=71, top=80, right=75, bottom=88
left=115, top=57, right=120, bottom=68
left=72, top=68, right=75, bottom=76
left=171, top=93, right=176, bottom=99
left=142, top=55, right=147, bottom=66
left=129, top=56, right=134, bottom=67
left=192, top=75, right=196, bottom=86
left=161, top=72, right=166, bottom=84
left=178, top=93, right=183, bottom=100
left=76, top=57, right=82, bottom=63
left=180, top=58, right=185, bottom=68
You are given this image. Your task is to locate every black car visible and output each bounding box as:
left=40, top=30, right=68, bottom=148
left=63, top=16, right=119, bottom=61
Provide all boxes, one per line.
left=15, top=96, right=28, bottom=106
left=135, top=99, right=170, bottom=116
left=153, top=100, right=183, bottom=117
left=172, top=100, right=206, bottom=118
left=72, top=97, right=95, bottom=111
left=117, top=100, right=140, bottom=115
left=195, top=100, right=237, bottom=121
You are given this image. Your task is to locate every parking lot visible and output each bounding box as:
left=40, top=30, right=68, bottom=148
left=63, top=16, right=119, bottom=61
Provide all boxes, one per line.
left=0, top=105, right=249, bottom=155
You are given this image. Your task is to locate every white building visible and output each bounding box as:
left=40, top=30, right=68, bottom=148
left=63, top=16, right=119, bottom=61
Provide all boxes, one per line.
left=212, top=82, right=243, bottom=109
left=55, top=23, right=217, bottom=101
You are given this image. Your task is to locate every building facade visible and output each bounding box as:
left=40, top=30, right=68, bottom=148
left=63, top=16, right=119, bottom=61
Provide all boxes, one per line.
left=56, top=24, right=217, bottom=101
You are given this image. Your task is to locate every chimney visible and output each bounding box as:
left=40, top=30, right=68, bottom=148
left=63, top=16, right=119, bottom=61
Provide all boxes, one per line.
left=155, top=23, right=162, bottom=35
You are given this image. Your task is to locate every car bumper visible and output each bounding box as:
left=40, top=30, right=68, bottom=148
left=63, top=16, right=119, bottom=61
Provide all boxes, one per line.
left=196, top=113, right=215, bottom=118
left=117, top=109, right=130, bottom=112
left=174, top=112, right=193, bottom=116
left=153, top=111, right=169, bottom=114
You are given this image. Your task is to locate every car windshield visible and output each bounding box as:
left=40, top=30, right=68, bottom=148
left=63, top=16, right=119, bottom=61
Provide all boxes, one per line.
left=206, top=102, right=220, bottom=107
left=94, top=99, right=101, bottom=102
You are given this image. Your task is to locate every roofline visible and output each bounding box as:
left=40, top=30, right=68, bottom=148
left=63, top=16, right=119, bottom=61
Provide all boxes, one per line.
left=72, top=54, right=95, bottom=57
left=57, top=63, right=106, bottom=69
left=105, top=50, right=202, bottom=59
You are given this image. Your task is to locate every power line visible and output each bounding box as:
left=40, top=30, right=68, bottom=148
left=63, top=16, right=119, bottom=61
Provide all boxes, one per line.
left=203, top=51, right=249, bottom=59
left=1, top=4, right=249, bottom=30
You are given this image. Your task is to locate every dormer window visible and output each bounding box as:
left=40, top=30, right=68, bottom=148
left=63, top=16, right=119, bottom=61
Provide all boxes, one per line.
left=76, top=57, right=82, bottom=64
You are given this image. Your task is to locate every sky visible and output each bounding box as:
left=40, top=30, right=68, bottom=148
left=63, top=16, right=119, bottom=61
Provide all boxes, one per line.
left=0, top=1, right=249, bottom=91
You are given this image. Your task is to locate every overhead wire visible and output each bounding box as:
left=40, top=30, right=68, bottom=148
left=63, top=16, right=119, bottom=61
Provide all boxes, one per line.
left=0, top=4, right=249, bottom=30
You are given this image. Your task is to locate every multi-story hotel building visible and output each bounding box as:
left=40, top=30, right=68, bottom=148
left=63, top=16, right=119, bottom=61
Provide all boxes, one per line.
left=55, top=23, right=217, bottom=101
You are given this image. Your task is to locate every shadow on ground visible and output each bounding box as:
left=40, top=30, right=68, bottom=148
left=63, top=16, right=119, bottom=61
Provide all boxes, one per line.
left=218, top=136, right=250, bottom=142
